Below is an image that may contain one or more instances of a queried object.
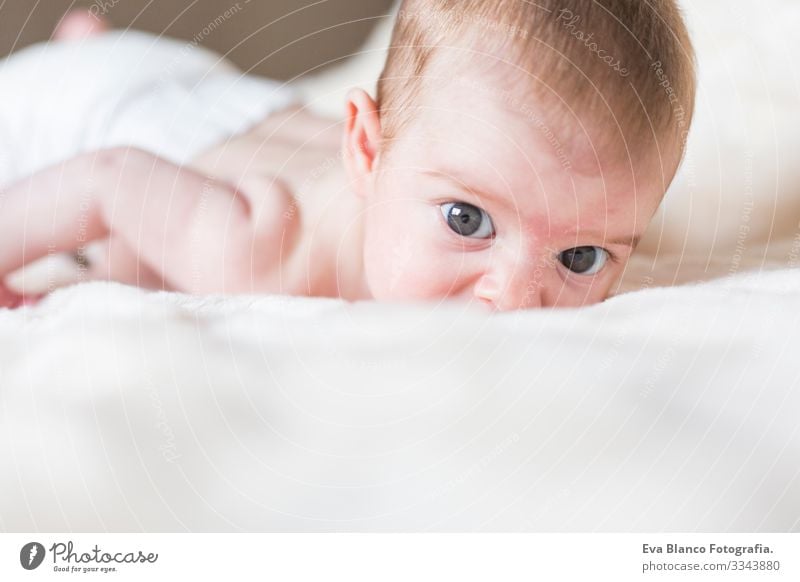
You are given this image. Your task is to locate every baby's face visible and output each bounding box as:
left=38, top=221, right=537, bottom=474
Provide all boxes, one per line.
left=356, top=69, right=675, bottom=310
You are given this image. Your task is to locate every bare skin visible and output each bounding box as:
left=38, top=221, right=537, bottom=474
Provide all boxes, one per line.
left=0, top=11, right=114, bottom=307
left=187, top=106, right=368, bottom=300
left=0, top=11, right=681, bottom=310
left=0, top=12, right=366, bottom=302
left=0, top=112, right=365, bottom=300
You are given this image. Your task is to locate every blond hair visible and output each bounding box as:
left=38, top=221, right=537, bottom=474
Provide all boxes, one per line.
left=377, top=0, right=696, bottom=163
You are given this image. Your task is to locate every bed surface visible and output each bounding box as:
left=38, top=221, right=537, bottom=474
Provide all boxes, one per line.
left=1, top=267, right=799, bottom=531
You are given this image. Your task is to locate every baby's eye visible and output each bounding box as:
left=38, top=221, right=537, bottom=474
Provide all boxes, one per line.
left=440, top=202, right=495, bottom=239
left=558, top=246, right=609, bottom=276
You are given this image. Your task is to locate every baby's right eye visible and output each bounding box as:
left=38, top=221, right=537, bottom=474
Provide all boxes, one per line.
left=440, top=202, right=495, bottom=239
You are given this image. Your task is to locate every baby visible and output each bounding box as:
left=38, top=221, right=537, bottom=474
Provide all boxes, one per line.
left=0, top=0, right=696, bottom=311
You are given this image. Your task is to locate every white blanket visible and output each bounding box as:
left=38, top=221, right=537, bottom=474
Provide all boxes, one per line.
left=1, top=0, right=799, bottom=532
left=0, top=30, right=295, bottom=185
left=0, top=268, right=798, bottom=531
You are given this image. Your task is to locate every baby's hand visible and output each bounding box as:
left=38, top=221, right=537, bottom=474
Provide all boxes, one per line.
left=0, top=281, right=26, bottom=309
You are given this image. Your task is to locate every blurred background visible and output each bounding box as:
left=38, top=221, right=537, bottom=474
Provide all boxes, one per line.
left=0, top=0, right=395, bottom=79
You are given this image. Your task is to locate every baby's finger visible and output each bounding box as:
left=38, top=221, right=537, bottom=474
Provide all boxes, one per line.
left=4, top=252, right=84, bottom=296
left=0, top=281, right=25, bottom=309
left=5, top=238, right=166, bottom=294
left=80, top=237, right=166, bottom=289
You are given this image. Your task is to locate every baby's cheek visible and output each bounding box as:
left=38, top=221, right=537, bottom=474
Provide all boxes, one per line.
left=365, top=235, right=459, bottom=301
left=362, top=198, right=468, bottom=301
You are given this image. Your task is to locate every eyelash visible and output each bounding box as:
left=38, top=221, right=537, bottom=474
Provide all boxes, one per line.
left=601, top=248, right=620, bottom=265
left=434, top=198, right=622, bottom=267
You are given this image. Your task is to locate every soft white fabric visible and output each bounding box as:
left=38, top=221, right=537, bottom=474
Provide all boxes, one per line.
left=646, top=0, right=800, bottom=260
left=0, top=30, right=295, bottom=185
left=0, top=270, right=798, bottom=531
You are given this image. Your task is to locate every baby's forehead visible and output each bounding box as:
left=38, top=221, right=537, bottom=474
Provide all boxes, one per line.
left=409, top=78, right=626, bottom=176
left=413, top=44, right=678, bottom=175
left=392, top=95, right=669, bottom=223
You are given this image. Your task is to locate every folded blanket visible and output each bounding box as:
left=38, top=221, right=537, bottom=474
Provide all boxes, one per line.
left=1, top=268, right=797, bottom=531
left=0, top=30, right=295, bottom=186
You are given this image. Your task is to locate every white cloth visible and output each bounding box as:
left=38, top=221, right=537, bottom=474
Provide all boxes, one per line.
left=0, top=31, right=296, bottom=187
left=0, top=270, right=799, bottom=531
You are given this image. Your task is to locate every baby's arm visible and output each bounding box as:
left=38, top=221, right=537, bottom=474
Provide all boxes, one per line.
left=0, top=148, right=293, bottom=295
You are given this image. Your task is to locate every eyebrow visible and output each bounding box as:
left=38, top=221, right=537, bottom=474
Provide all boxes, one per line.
left=421, top=169, right=511, bottom=209
left=422, top=169, right=643, bottom=249
left=561, top=230, right=642, bottom=249
left=605, top=233, right=642, bottom=248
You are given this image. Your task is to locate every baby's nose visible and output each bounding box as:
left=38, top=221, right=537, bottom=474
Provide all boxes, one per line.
left=473, top=259, right=544, bottom=311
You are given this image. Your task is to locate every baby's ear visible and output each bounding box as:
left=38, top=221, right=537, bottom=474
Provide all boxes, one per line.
left=343, top=88, right=382, bottom=197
